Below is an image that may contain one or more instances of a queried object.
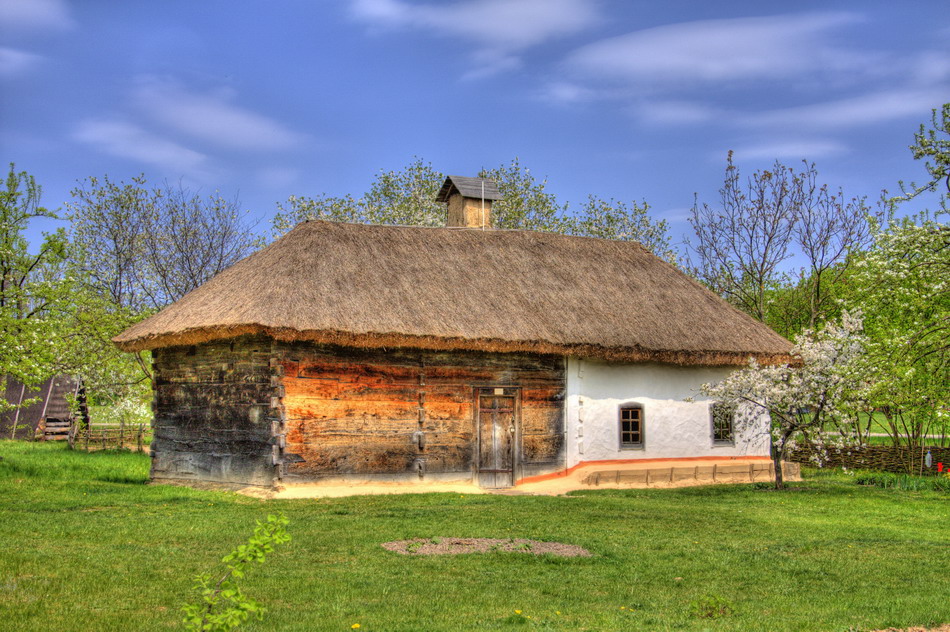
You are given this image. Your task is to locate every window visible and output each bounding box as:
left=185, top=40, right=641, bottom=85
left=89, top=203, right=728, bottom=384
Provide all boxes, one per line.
left=619, top=404, right=644, bottom=449
left=711, top=402, right=735, bottom=445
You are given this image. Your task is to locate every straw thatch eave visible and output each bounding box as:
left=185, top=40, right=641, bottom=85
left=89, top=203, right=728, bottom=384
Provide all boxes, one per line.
left=113, top=220, right=794, bottom=366
left=113, top=324, right=794, bottom=367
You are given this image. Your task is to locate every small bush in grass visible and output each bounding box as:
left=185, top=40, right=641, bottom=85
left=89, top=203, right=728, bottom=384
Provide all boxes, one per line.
left=854, top=471, right=950, bottom=492
left=182, top=513, right=291, bottom=631
left=688, top=594, right=734, bottom=619
left=501, top=610, right=531, bottom=625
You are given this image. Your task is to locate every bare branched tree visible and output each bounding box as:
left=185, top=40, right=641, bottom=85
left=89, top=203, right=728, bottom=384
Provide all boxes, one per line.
left=139, top=183, right=263, bottom=308
left=793, top=167, right=875, bottom=329
left=687, top=152, right=875, bottom=330
left=68, top=176, right=261, bottom=312
left=686, top=152, right=800, bottom=321
left=67, top=175, right=150, bottom=311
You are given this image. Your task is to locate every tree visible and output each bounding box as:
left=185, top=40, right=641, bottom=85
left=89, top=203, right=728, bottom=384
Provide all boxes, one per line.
left=0, top=167, right=155, bottom=430
left=840, top=104, right=950, bottom=458
left=273, top=157, right=676, bottom=261
left=65, top=175, right=150, bottom=312
left=895, top=102, right=950, bottom=211
left=272, top=158, right=443, bottom=234
left=846, top=216, right=949, bottom=456
left=478, top=158, right=571, bottom=232
left=700, top=312, right=866, bottom=489
left=686, top=152, right=873, bottom=331
left=792, top=168, right=874, bottom=329
left=363, top=159, right=446, bottom=227
left=572, top=195, right=677, bottom=264
left=138, top=183, right=263, bottom=309
left=63, top=176, right=261, bottom=427
left=686, top=153, right=798, bottom=322
left=0, top=164, right=71, bottom=419
left=68, top=176, right=261, bottom=312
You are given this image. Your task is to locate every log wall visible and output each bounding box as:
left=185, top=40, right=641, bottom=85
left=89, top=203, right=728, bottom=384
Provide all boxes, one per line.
left=274, top=342, right=565, bottom=483
left=151, top=337, right=279, bottom=487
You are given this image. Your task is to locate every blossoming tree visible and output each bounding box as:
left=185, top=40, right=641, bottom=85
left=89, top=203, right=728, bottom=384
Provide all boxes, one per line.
left=843, top=103, right=950, bottom=457
left=0, top=164, right=72, bottom=428
left=700, top=312, right=866, bottom=489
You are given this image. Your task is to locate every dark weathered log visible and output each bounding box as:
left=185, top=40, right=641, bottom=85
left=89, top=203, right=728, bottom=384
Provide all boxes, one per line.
left=151, top=336, right=277, bottom=486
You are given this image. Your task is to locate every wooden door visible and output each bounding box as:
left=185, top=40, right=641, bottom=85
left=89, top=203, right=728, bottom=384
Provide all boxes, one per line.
left=476, top=387, right=518, bottom=488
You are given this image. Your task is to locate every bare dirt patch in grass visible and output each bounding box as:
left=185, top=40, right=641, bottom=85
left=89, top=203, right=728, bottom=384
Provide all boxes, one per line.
left=381, top=537, right=591, bottom=557
left=870, top=626, right=950, bottom=632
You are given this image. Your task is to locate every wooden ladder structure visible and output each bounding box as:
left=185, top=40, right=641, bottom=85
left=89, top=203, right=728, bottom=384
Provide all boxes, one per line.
left=41, top=418, right=72, bottom=441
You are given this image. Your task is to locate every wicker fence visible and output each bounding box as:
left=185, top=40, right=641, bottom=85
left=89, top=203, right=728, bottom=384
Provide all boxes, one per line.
left=787, top=444, right=950, bottom=475
left=68, top=422, right=148, bottom=453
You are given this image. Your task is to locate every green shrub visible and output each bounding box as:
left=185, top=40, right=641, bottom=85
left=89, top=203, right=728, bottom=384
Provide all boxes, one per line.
left=181, top=513, right=291, bottom=631
left=854, top=471, right=950, bottom=492
left=688, top=594, right=734, bottom=619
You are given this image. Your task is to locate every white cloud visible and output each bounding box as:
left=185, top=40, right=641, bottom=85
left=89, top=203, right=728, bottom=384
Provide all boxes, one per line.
left=730, top=140, right=848, bottom=161
left=637, top=100, right=716, bottom=125
left=567, top=12, right=868, bottom=85
left=461, top=50, right=522, bottom=80
left=257, top=167, right=300, bottom=189
left=351, top=0, right=599, bottom=77
left=0, top=0, right=72, bottom=30
left=130, top=77, right=302, bottom=151
left=542, top=81, right=597, bottom=104
left=73, top=119, right=208, bottom=172
left=749, top=89, right=949, bottom=129
left=0, top=47, right=41, bottom=77
left=657, top=206, right=693, bottom=224
left=908, top=50, right=950, bottom=86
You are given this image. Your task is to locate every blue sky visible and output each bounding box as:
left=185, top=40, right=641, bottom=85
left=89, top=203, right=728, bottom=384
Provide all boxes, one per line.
left=2, top=0, right=949, bottom=246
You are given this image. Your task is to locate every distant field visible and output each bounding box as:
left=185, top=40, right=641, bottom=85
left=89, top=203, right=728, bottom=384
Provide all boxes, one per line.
left=87, top=404, right=151, bottom=427
left=826, top=411, right=949, bottom=446
left=85, top=405, right=153, bottom=445
left=0, top=442, right=948, bottom=632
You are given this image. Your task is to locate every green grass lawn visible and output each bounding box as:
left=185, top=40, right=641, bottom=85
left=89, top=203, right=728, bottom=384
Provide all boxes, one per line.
left=1, top=442, right=948, bottom=632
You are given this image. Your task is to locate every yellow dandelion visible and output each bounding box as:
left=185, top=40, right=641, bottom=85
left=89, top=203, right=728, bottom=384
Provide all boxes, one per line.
left=351, top=624, right=360, bottom=629
left=555, top=611, right=561, bottom=615
left=514, top=610, right=522, bottom=615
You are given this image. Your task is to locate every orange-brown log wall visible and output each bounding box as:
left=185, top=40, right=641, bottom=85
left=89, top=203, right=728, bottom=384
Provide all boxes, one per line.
left=275, top=343, right=565, bottom=481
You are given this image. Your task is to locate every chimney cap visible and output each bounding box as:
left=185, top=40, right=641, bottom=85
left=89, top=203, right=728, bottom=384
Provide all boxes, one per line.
left=435, top=175, right=503, bottom=203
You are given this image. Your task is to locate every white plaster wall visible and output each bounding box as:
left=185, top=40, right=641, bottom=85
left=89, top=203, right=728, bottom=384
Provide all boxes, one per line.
left=564, top=357, right=770, bottom=467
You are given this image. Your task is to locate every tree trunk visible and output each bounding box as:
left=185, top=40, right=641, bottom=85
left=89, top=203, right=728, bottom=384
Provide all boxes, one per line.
left=772, top=438, right=785, bottom=490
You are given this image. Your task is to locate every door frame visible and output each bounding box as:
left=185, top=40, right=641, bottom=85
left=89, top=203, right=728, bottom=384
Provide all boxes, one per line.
left=473, top=385, right=521, bottom=488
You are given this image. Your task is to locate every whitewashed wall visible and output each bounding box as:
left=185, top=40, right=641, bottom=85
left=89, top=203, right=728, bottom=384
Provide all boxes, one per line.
left=564, top=357, right=770, bottom=467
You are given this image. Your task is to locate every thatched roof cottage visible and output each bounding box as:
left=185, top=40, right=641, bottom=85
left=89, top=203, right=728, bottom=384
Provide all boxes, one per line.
left=115, top=176, right=792, bottom=489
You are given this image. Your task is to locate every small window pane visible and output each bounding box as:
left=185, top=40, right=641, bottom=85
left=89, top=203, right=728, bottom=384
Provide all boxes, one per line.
left=711, top=402, right=735, bottom=444
left=619, top=405, right=644, bottom=448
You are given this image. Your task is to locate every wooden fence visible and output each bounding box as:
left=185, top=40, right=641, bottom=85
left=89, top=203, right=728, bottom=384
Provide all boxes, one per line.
left=68, top=422, right=148, bottom=453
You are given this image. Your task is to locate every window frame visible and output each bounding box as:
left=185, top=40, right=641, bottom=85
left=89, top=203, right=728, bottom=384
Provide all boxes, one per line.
left=710, top=401, right=736, bottom=446
left=618, top=403, right=645, bottom=450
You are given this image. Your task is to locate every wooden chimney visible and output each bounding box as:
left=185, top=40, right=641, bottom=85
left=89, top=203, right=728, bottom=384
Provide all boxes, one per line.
left=436, top=175, right=503, bottom=229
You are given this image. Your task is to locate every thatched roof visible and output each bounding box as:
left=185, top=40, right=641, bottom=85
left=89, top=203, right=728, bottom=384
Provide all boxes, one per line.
left=113, top=221, right=793, bottom=366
